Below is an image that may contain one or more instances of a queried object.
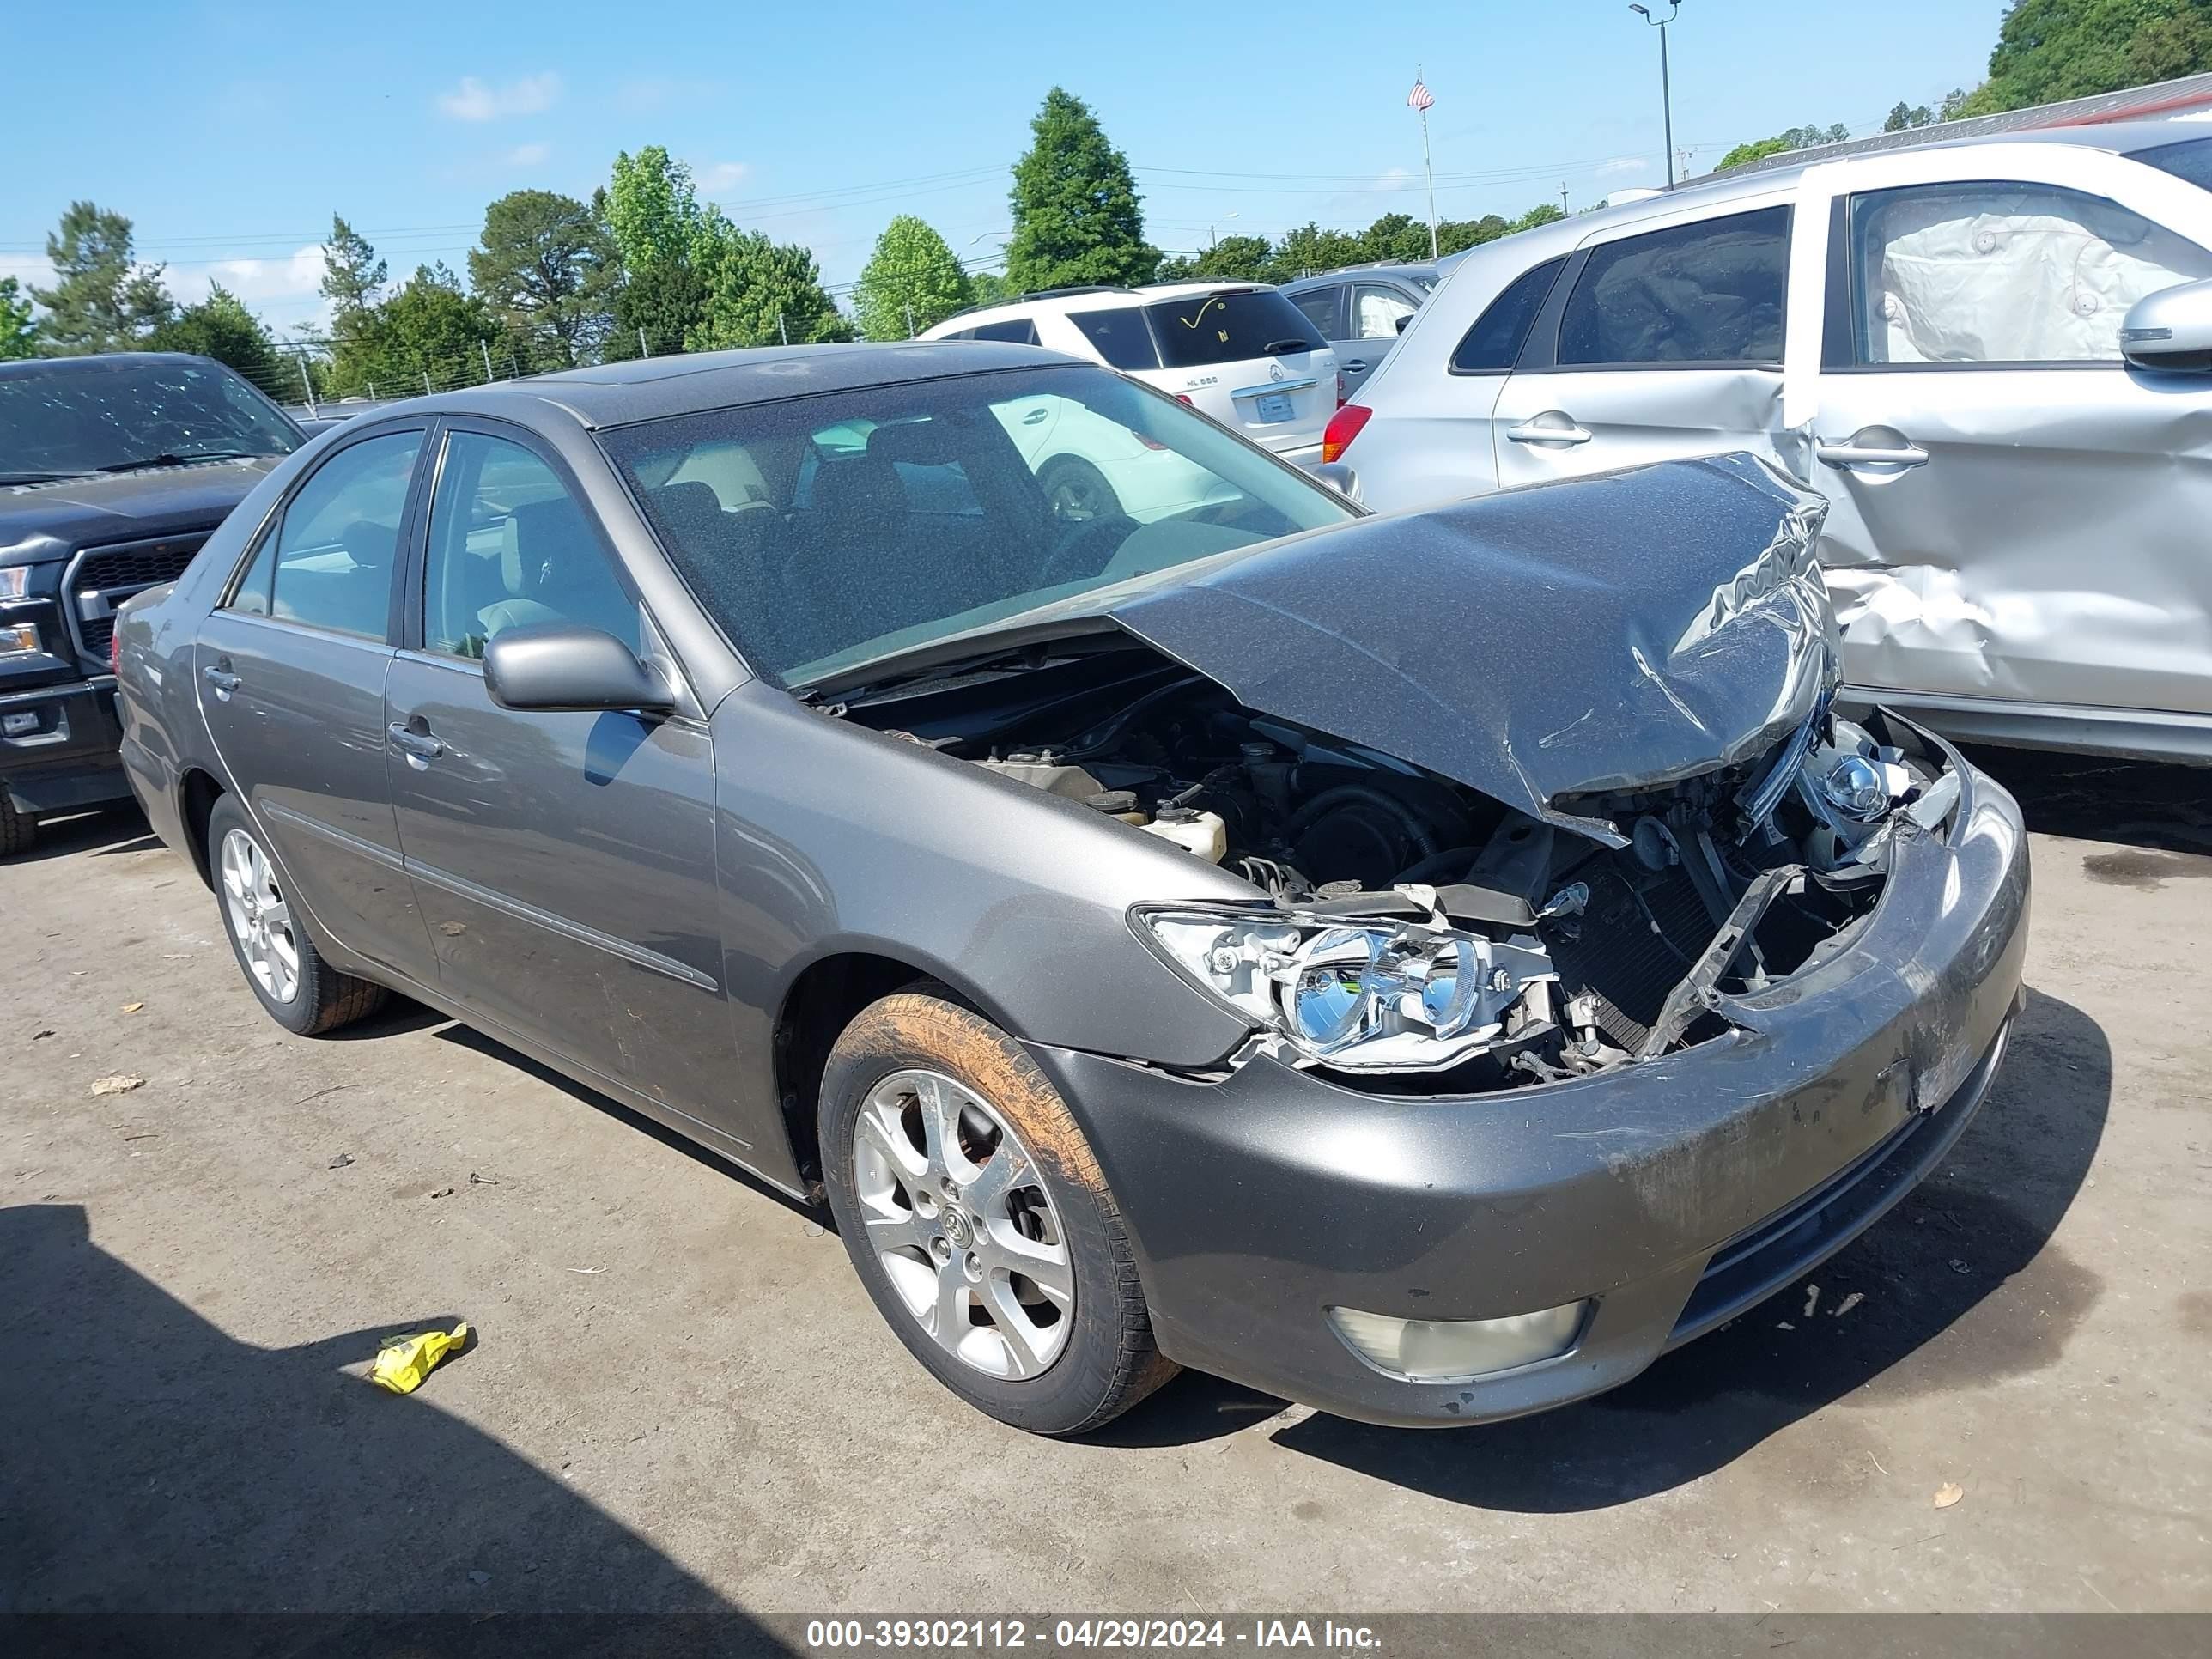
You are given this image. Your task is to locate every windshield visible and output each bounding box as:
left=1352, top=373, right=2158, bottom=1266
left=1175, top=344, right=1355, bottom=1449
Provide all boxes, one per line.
left=1144, top=289, right=1325, bottom=368
left=599, top=362, right=1356, bottom=688
left=0, top=356, right=301, bottom=481
left=2139, top=134, right=2212, bottom=194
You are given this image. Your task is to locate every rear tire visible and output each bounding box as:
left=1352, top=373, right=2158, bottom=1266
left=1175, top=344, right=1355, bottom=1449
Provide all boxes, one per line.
left=0, top=794, right=32, bottom=858
left=207, top=794, right=386, bottom=1036
left=820, top=990, right=1176, bottom=1436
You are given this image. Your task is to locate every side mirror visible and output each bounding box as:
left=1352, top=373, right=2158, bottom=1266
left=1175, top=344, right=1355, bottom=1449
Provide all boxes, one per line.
left=1395, top=313, right=1413, bottom=334
left=483, top=623, right=676, bottom=714
left=1309, top=460, right=1362, bottom=502
left=2121, top=276, right=2212, bottom=373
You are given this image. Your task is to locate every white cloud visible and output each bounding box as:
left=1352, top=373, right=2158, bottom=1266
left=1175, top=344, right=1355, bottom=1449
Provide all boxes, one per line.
left=174, top=245, right=329, bottom=308
left=694, top=160, right=749, bottom=195
left=504, top=142, right=552, bottom=168
left=437, top=71, right=562, bottom=122
left=1597, top=155, right=1651, bottom=176
left=0, top=253, right=52, bottom=291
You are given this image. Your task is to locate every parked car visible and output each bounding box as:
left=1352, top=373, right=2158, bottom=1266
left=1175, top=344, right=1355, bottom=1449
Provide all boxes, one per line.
left=1329, top=122, right=2212, bottom=766
left=921, top=283, right=1339, bottom=469
left=1279, top=262, right=1438, bottom=395
left=115, top=343, right=2026, bottom=1436
left=1, top=352, right=305, bottom=854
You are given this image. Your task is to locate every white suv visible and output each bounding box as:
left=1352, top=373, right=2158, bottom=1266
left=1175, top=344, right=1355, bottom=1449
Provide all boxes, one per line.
left=922, top=283, right=1340, bottom=467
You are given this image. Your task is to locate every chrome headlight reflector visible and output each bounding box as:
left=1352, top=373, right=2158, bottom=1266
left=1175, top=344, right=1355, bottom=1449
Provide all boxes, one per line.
left=1136, top=896, right=1559, bottom=1073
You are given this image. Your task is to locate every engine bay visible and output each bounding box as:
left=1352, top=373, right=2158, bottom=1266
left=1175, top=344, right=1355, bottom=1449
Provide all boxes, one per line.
left=838, top=643, right=1953, bottom=1093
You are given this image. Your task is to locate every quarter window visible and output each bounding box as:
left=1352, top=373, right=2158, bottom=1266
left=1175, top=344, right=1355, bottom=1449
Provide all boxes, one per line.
left=1558, top=206, right=1790, bottom=367
left=1068, top=307, right=1164, bottom=369
left=1352, top=283, right=1418, bottom=339
left=1845, top=180, right=2212, bottom=365
left=968, top=317, right=1042, bottom=345
left=1288, top=285, right=1344, bottom=339
left=241, top=429, right=422, bottom=639
left=1449, top=257, right=1566, bottom=374
left=422, top=432, right=638, bottom=659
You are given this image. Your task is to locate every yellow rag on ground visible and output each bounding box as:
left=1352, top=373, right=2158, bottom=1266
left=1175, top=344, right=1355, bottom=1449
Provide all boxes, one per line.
left=369, top=1322, right=471, bottom=1394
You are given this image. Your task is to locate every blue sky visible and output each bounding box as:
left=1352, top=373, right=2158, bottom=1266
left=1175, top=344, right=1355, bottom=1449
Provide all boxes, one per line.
left=2, top=1, right=2006, bottom=337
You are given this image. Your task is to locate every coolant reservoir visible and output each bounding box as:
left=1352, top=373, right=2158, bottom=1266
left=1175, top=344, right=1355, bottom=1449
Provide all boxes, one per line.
left=1140, top=807, right=1228, bottom=864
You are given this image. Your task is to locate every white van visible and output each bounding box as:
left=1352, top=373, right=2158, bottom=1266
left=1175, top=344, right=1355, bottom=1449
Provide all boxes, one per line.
left=921, top=283, right=1340, bottom=467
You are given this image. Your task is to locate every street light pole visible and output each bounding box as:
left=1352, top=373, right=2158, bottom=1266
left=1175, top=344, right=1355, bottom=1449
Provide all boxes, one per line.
left=1629, top=2, right=1682, bottom=189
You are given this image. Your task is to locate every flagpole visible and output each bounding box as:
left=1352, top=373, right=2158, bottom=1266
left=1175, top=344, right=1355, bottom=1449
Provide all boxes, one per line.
left=1416, top=64, right=1439, bottom=261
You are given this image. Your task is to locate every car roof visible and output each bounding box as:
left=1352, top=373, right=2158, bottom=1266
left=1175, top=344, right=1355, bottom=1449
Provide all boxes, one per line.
left=0, top=350, right=220, bottom=379
left=1447, top=120, right=2206, bottom=264
left=933, top=280, right=1288, bottom=331
left=349, top=339, right=1087, bottom=430
left=1279, top=264, right=1439, bottom=290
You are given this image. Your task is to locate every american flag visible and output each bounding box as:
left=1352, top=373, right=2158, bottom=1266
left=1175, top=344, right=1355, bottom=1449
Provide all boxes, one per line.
left=1407, top=77, right=1434, bottom=112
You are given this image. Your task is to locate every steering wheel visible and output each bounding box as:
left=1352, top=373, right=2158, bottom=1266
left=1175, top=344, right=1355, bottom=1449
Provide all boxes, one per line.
left=1035, top=513, right=1140, bottom=590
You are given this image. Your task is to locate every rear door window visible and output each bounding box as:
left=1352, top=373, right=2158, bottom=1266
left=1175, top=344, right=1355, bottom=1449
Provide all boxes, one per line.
left=1451, top=258, right=1567, bottom=374
left=1352, top=283, right=1419, bottom=339
left=1288, top=284, right=1345, bottom=339
left=1145, top=289, right=1324, bottom=367
left=1068, top=307, right=1163, bottom=369
left=968, top=317, right=1042, bottom=345
left=1558, top=206, right=1790, bottom=366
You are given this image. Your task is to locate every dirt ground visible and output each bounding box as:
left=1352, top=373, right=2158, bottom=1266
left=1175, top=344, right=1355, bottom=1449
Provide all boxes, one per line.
left=3, top=746, right=2208, bottom=1619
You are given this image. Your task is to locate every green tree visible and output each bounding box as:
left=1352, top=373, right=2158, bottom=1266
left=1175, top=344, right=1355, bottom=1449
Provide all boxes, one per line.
left=1359, top=212, right=1434, bottom=264
left=607, top=255, right=708, bottom=358
left=0, top=277, right=36, bottom=361
left=1509, top=203, right=1568, bottom=234
left=605, top=147, right=703, bottom=270
left=1884, top=100, right=1934, bottom=131
left=1437, top=215, right=1512, bottom=257
left=686, top=216, right=851, bottom=349
left=1159, top=233, right=1275, bottom=284
left=325, top=264, right=502, bottom=398
left=319, top=215, right=386, bottom=319
left=148, top=283, right=287, bottom=394
left=469, top=189, right=617, bottom=369
left=1006, top=88, right=1158, bottom=290
left=1963, top=0, right=2212, bottom=115
left=1717, top=122, right=1852, bottom=170
left=854, top=216, right=974, bottom=340
left=1265, top=222, right=1364, bottom=282
left=966, top=270, right=1013, bottom=307
left=29, top=202, right=173, bottom=354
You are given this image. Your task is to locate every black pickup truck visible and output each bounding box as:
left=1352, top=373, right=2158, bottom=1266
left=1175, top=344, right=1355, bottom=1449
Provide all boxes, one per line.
left=2, top=352, right=305, bottom=854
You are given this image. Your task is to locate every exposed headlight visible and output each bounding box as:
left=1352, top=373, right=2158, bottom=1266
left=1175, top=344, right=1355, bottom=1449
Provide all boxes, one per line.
left=1135, top=898, right=1558, bottom=1073
left=0, top=568, right=29, bottom=599
left=1, top=621, right=42, bottom=659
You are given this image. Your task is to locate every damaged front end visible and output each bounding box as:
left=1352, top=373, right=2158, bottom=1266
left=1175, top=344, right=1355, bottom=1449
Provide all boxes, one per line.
left=836, top=452, right=1960, bottom=1092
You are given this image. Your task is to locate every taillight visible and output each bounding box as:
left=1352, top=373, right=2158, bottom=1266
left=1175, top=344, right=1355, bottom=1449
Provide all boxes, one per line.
left=1135, top=432, right=1169, bottom=451
left=109, top=623, right=123, bottom=676
left=1321, top=404, right=1372, bottom=464
left=1175, top=393, right=1194, bottom=405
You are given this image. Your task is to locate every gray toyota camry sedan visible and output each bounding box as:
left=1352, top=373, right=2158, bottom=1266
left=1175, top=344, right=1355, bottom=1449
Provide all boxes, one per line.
left=113, top=342, right=2028, bottom=1435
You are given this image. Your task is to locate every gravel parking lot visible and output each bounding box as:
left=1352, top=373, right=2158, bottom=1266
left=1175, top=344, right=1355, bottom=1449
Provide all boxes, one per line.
left=3, top=747, right=2209, bottom=1619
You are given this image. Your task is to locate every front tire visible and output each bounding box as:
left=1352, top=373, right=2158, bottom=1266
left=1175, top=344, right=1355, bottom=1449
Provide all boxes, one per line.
left=208, top=794, right=386, bottom=1036
left=820, top=991, right=1176, bottom=1436
left=0, top=793, right=32, bottom=858
left=1040, top=456, right=1124, bottom=525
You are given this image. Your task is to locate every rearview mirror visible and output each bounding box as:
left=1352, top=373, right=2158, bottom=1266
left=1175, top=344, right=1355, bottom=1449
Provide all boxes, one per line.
left=2121, top=277, right=2212, bottom=373
left=483, top=623, right=676, bottom=714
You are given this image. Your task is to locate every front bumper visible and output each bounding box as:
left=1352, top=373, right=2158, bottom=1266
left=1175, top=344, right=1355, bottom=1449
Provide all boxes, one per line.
left=1031, top=745, right=2030, bottom=1428
left=0, top=676, right=130, bottom=816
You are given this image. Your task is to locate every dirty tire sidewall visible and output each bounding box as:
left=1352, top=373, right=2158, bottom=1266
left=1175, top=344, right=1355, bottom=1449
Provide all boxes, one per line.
left=0, top=793, right=31, bottom=858
left=206, top=794, right=386, bottom=1037
left=821, top=991, right=1176, bottom=1437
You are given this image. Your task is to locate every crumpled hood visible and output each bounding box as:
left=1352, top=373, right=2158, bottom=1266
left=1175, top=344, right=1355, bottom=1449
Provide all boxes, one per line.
left=1109, top=452, right=1835, bottom=846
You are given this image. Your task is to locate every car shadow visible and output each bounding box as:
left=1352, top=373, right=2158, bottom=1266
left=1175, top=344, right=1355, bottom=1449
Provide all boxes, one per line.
left=430, top=1022, right=825, bottom=1224
left=1963, top=744, right=2212, bottom=855
left=1108, top=988, right=2109, bottom=1511
left=0, top=1202, right=795, bottom=1644
left=10, top=802, right=158, bottom=864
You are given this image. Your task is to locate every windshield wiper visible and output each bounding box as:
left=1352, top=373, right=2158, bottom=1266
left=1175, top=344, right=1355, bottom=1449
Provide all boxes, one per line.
left=96, top=449, right=259, bottom=472
left=1261, top=338, right=1316, bottom=356
left=0, top=468, right=101, bottom=485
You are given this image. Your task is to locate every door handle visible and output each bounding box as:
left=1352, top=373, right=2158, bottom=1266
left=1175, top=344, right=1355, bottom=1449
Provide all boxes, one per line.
left=386, top=721, right=445, bottom=763
left=202, top=665, right=241, bottom=700
left=1345, top=358, right=1369, bottom=373
left=1505, top=416, right=1593, bottom=447
left=1815, top=439, right=1929, bottom=469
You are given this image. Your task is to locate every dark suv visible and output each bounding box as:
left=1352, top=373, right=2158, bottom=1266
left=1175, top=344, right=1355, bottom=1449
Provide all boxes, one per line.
left=1, top=352, right=303, bottom=853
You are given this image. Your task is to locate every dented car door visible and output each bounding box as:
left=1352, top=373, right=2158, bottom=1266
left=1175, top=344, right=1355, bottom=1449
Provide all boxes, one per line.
left=1804, top=143, right=2212, bottom=737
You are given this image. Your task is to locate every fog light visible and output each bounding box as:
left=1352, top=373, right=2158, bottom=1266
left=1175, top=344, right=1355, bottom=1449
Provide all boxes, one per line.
left=0, top=622, right=40, bottom=659
left=1, top=710, right=36, bottom=738
left=1328, top=1300, right=1588, bottom=1382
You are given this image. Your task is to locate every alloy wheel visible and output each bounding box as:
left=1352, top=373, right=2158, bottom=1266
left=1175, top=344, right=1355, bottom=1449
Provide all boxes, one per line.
left=850, top=1068, right=1074, bottom=1379
left=220, top=827, right=300, bottom=1005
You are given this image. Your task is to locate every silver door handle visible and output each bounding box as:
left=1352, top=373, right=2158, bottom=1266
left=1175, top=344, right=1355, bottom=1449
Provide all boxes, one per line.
left=386, top=722, right=445, bottom=762
left=202, top=666, right=240, bottom=699
left=1815, top=441, right=1928, bottom=469
left=1505, top=419, right=1593, bottom=446
left=1345, top=359, right=1369, bottom=372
